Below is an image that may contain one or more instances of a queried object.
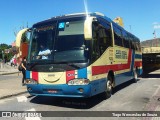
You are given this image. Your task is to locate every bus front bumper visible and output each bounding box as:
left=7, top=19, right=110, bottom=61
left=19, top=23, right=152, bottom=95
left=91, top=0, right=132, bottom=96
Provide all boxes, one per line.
left=26, top=84, right=92, bottom=98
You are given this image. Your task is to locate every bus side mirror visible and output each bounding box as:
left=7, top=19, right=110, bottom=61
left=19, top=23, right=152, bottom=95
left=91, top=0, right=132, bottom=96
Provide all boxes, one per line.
left=84, top=17, right=94, bottom=40
left=16, top=28, right=29, bottom=47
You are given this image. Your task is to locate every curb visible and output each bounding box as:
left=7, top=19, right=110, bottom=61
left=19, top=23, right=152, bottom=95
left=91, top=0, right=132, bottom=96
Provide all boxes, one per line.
left=0, top=91, right=28, bottom=100
left=0, top=72, right=21, bottom=76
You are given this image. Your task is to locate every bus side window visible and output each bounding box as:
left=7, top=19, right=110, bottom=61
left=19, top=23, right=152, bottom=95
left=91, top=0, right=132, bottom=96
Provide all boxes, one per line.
left=93, top=20, right=112, bottom=55
left=122, top=31, right=130, bottom=48
left=92, top=22, right=101, bottom=61
left=129, top=35, right=134, bottom=50
left=138, top=43, right=141, bottom=52
left=100, top=20, right=112, bottom=47
left=113, top=26, right=123, bottom=47
left=135, top=42, right=138, bottom=51
left=30, top=36, right=38, bottom=60
left=130, top=41, right=135, bottom=50
left=91, top=39, right=100, bottom=61
left=126, top=33, right=131, bottom=49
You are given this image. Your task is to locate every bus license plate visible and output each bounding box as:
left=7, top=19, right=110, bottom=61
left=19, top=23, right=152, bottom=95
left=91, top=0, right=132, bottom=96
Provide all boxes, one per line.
left=47, top=89, right=58, bottom=93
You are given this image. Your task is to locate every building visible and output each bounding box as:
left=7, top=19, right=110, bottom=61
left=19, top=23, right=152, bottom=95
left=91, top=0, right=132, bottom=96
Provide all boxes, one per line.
left=141, top=38, right=160, bottom=47
left=141, top=38, right=160, bottom=74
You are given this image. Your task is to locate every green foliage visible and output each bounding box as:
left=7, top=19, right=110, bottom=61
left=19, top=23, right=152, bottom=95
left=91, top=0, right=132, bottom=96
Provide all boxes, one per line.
left=0, top=43, right=13, bottom=61
left=22, top=32, right=29, bottom=43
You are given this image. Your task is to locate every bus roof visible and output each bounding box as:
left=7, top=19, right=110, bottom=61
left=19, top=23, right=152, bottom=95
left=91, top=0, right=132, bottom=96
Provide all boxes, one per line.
left=32, top=12, right=112, bottom=27
left=32, top=12, right=140, bottom=42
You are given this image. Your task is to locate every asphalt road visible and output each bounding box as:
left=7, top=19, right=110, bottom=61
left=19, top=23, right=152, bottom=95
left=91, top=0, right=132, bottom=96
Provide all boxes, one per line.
left=0, top=74, right=160, bottom=120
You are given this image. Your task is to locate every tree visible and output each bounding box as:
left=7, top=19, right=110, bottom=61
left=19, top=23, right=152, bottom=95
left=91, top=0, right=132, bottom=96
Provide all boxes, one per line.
left=0, top=44, right=13, bottom=61
left=22, top=32, right=29, bottom=43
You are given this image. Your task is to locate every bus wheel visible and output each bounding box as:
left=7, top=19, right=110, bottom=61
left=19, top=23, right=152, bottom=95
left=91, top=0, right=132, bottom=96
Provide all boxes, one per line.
left=133, top=68, right=138, bottom=83
left=103, top=76, right=113, bottom=99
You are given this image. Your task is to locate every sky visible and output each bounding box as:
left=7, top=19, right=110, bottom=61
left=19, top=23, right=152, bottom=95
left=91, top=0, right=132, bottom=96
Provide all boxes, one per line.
left=0, top=0, right=160, bottom=45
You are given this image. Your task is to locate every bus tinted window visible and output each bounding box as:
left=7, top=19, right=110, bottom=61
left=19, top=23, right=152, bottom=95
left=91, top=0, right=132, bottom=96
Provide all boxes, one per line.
left=138, top=42, right=141, bottom=51
left=92, top=21, right=112, bottom=56
left=30, top=27, right=54, bottom=60
left=56, top=20, right=84, bottom=52
left=58, top=21, right=84, bottom=36
left=122, top=31, right=130, bottom=48
left=92, top=22, right=100, bottom=61
left=99, top=19, right=112, bottom=47
left=113, top=26, right=123, bottom=47
left=129, top=35, right=134, bottom=50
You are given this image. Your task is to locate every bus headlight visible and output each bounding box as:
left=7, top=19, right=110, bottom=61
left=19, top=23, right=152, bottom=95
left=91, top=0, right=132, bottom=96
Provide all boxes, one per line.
left=26, top=79, right=38, bottom=84
left=67, top=79, right=90, bottom=85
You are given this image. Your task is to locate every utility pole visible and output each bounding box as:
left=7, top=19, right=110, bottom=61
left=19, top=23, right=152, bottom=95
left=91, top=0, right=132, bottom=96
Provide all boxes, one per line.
left=153, top=30, right=157, bottom=39
left=153, top=30, right=157, bottom=47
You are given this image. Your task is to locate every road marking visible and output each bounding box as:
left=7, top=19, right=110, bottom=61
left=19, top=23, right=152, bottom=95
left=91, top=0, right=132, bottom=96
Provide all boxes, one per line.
left=27, top=108, right=36, bottom=111
left=155, top=105, right=160, bottom=111
left=25, top=108, right=41, bottom=120
left=151, top=105, right=160, bottom=120
left=153, top=85, right=160, bottom=97
left=17, top=96, right=27, bottom=102
left=0, top=98, right=14, bottom=104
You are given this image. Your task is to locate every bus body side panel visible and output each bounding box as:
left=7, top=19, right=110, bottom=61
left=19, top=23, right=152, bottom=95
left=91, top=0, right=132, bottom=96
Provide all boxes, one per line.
left=91, top=48, right=142, bottom=87
left=114, top=49, right=142, bottom=86
left=91, top=48, right=132, bottom=85
left=114, top=50, right=142, bottom=86
left=89, top=74, right=107, bottom=96
left=114, top=70, right=132, bottom=86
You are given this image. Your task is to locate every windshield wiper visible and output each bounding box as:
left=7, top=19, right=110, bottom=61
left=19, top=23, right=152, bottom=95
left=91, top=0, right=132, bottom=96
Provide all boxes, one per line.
left=53, top=61, right=81, bottom=69
left=28, top=63, right=39, bottom=70
left=67, top=63, right=81, bottom=69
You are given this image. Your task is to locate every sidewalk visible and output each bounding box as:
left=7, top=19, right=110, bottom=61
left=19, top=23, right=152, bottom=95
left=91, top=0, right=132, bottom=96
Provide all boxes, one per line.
left=0, top=63, right=27, bottom=99
left=0, top=62, right=20, bottom=75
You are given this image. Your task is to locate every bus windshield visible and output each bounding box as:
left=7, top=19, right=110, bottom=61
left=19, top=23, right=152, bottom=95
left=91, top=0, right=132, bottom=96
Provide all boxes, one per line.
left=28, top=19, right=89, bottom=64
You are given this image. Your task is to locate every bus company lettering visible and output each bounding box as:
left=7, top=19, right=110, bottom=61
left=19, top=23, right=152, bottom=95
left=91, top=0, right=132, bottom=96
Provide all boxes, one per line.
left=122, top=51, right=127, bottom=59
left=67, top=73, right=76, bottom=77
left=109, top=49, right=114, bottom=56
left=115, top=50, right=127, bottom=59
left=48, top=74, right=55, bottom=77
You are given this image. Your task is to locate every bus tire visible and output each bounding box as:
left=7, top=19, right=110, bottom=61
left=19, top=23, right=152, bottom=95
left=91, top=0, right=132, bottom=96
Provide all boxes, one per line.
left=133, top=68, right=138, bottom=83
left=103, top=75, right=113, bottom=99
